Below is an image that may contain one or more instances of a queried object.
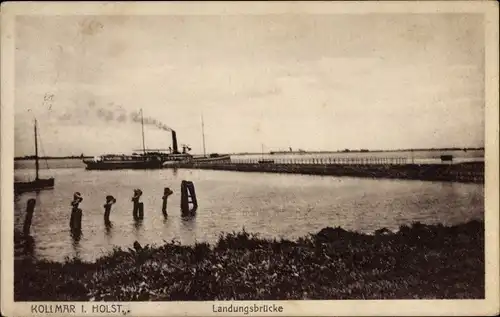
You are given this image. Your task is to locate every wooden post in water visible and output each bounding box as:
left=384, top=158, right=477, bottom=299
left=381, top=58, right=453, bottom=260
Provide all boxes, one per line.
left=23, top=199, right=37, bottom=236
left=132, top=189, right=143, bottom=220
left=180, top=180, right=198, bottom=217
left=104, top=195, right=116, bottom=227
left=70, top=192, right=83, bottom=232
left=162, top=187, right=173, bottom=217
left=138, top=202, right=144, bottom=220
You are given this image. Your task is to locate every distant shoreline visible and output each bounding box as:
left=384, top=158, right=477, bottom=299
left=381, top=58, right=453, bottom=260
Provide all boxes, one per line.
left=14, top=147, right=485, bottom=160
left=14, top=156, right=93, bottom=161
left=258, top=147, right=485, bottom=155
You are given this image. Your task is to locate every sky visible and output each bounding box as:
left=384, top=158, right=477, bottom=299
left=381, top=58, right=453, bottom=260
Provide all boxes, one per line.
left=14, top=13, right=485, bottom=157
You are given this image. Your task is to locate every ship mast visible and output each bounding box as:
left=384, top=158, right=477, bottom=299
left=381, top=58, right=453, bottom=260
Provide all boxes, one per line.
left=140, top=109, right=146, bottom=155
left=34, top=119, right=39, bottom=180
left=201, top=114, right=206, bottom=157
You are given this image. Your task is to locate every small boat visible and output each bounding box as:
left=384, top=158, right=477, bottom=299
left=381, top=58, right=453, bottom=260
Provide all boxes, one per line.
left=187, top=117, right=232, bottom=164
left=163, top=115, right=231, bottom=166
left=171, top=153, right=231, bottom=166
left=192, top=154, right=231, bottom=164
left=14, top=119, right=55, bottom=193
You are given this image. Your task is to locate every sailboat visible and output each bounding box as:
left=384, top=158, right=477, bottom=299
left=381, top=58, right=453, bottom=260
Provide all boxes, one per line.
left=183, top=114, right=231, bottom=164
left=14, top=119, right=55, bottom=193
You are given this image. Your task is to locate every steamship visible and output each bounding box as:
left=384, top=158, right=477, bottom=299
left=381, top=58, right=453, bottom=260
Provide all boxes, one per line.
left=82, top=110, right=231, bottom=170
left=83, top=108, right=192, bottom=170
left=83, top=130, right=192, bottom=170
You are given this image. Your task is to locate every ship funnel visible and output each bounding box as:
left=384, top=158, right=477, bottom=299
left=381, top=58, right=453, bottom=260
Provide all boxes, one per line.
left=171, top=130, right=179, bottom=154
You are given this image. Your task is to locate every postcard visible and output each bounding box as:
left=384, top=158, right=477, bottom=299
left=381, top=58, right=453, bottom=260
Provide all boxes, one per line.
left=1, top=1, right=499, bottom=316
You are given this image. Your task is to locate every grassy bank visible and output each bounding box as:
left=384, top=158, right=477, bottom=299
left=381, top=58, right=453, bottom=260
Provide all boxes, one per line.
left=14, top=220, right=484, bottom=301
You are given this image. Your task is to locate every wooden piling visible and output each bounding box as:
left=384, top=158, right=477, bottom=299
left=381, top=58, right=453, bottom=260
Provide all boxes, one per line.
left=23, top=199, right=36, bottom=236
left=180, top=180, right=198, bottom=216
left=70, top=192, right=83, bottom=232
left=162, top=187, right=173, bottom=217
left=132, top=189, right=142, bottom=221
left=138, top=202, right=144, bottom=220
left=104, top=195, right=116, bottom=226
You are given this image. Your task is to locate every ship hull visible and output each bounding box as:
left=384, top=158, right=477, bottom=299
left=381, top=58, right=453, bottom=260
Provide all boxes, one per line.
left=192, top=155, right=231, bottom=164
left=83, top=160, right=163, bottom=170
left=163, top=155, right=231, bottom=167
left=14, top=178, right=55, bottom=193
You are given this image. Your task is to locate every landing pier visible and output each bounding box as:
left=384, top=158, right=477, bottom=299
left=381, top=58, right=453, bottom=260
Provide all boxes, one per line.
left=174, top=157, right=484, bottom=184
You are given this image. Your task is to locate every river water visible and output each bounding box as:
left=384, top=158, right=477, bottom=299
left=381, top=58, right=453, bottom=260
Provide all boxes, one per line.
left=14, top=159, right=484, bottom=262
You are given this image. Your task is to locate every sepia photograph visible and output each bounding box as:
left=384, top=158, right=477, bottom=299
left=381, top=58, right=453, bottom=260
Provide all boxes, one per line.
left=1, top=1, right=498, bottom=316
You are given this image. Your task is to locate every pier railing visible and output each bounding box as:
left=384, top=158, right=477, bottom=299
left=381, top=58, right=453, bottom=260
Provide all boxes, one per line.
left=230, top=156, right=409, bottom=165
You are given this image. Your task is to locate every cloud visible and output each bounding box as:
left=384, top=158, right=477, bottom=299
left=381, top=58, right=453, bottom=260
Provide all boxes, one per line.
left=13, top=14, right=484, bottom=156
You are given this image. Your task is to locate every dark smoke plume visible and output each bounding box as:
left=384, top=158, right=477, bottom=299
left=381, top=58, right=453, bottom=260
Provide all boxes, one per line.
left=130, top=111, right=173, bottom=132
left=96, top=108, right=115, bottom=121
left=117, top=112, right=127, bottom=122
left=56, top=101, right=173, bottom=132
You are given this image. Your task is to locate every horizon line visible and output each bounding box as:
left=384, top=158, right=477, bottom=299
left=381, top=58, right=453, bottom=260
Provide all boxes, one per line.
left=14, top=146, right=485, bottom=159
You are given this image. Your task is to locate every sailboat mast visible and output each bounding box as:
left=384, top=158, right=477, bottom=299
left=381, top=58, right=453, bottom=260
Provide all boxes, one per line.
left=140, top=109, right=146, bottom=155
left=34, top=119, right=39, bottom=180
left=201, top=114, right=206, bottom=157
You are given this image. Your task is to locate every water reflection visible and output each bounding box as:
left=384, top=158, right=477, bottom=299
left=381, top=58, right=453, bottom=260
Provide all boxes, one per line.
left=181, top=215, right=196, bottom=225
left=160, top=215, right=176, bottom=242
left=180, top=215, right=197, bottom=244
left=70, top=230, right=82, bottom=259
left=105, top=222, right=113, bottom=240
left=23, top=234, right=36, bottom=257
left=133, top=219, right=144, bottom=241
